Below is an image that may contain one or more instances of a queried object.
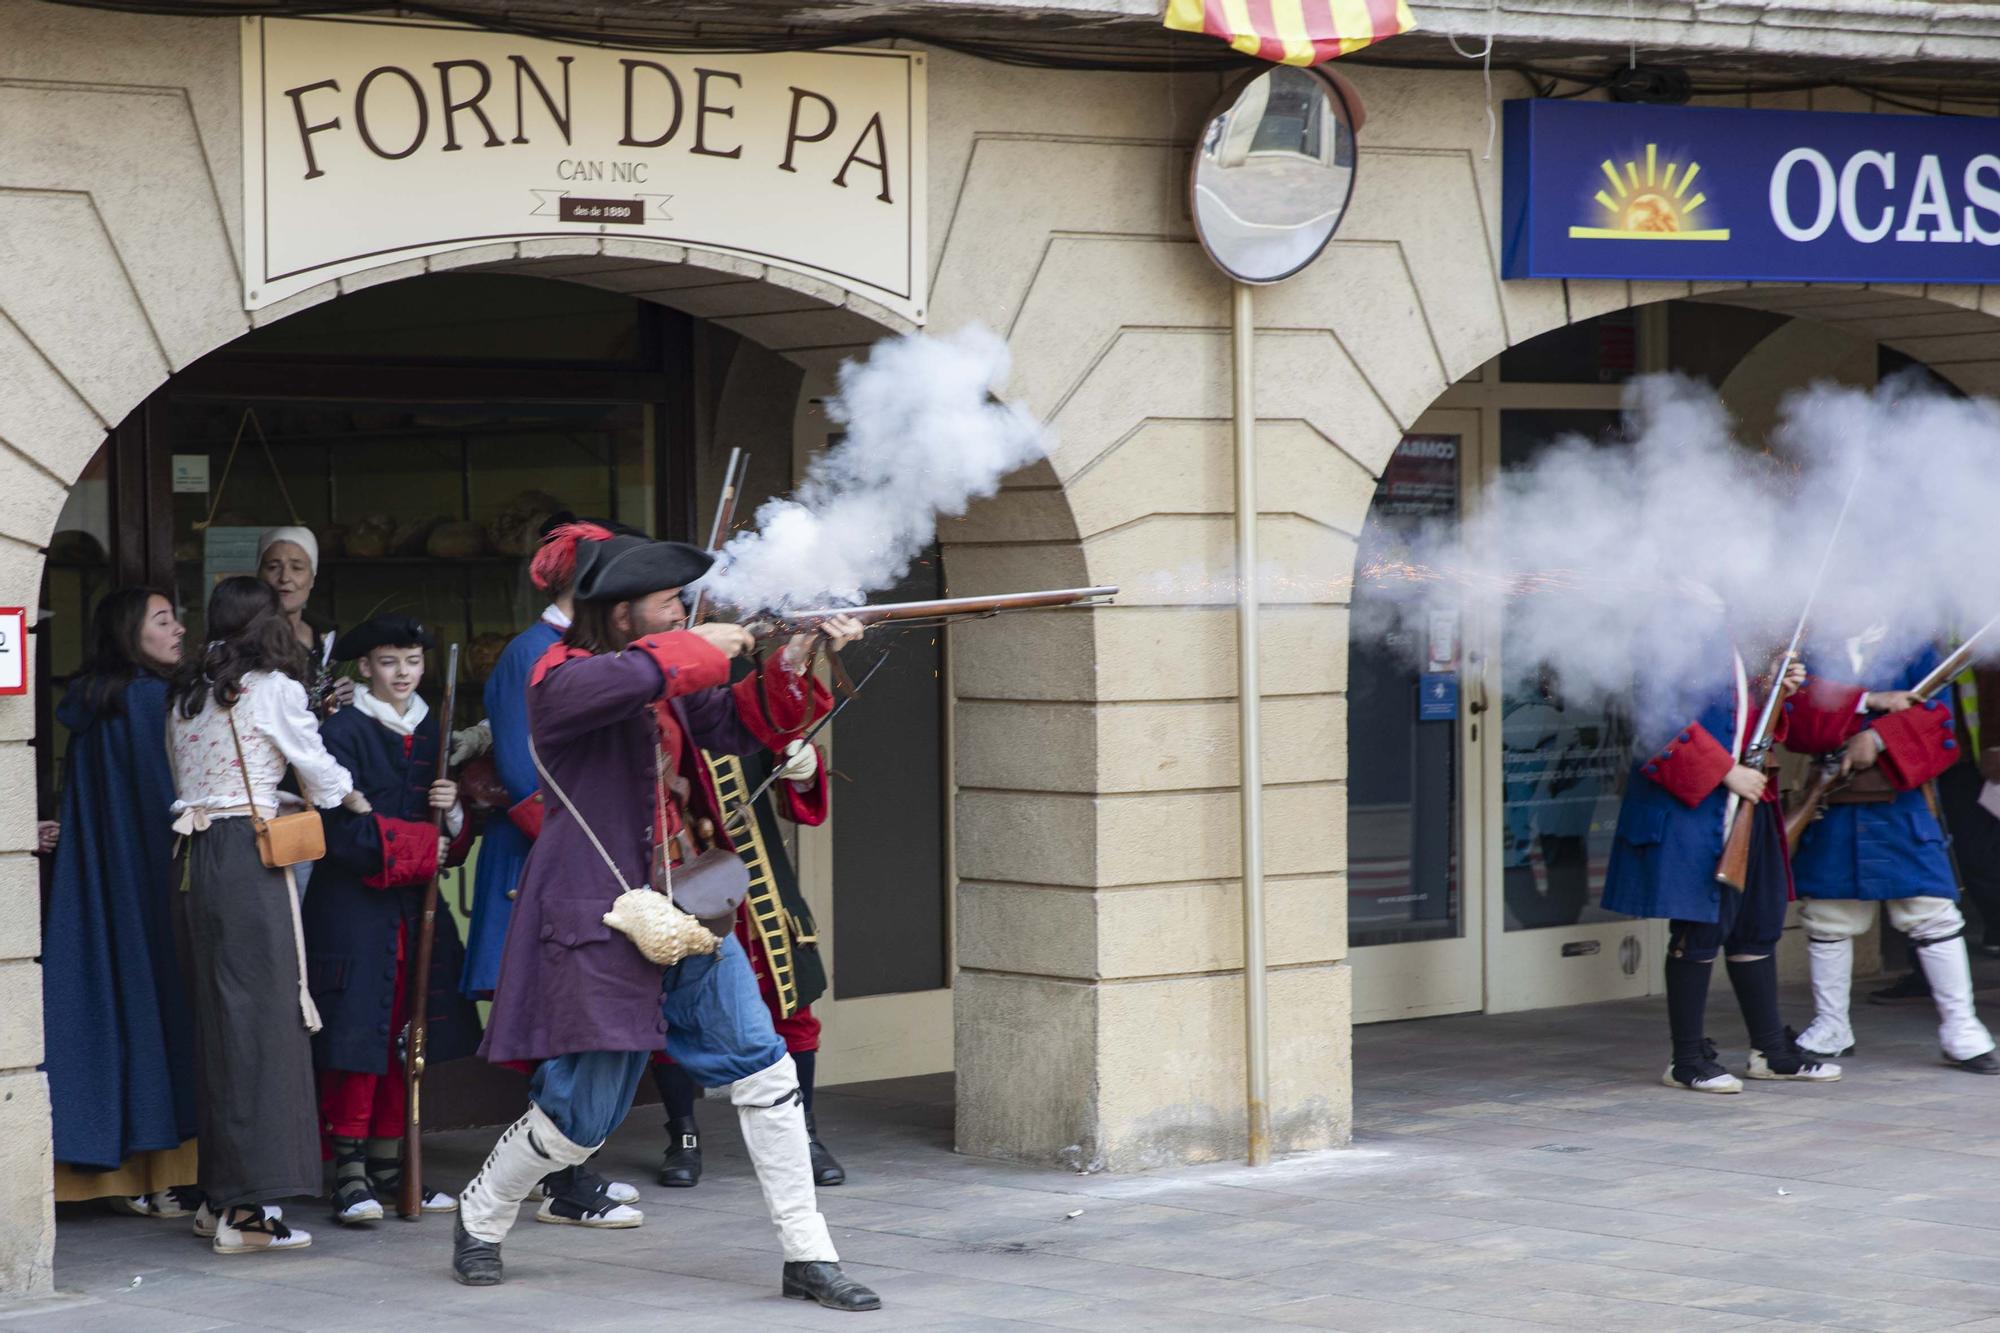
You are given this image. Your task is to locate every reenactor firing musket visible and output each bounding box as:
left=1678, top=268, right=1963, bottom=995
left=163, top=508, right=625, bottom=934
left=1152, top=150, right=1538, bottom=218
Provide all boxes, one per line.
left=1784, top=614, right=2000, bottom=852
left=1716, top=468, right=1863, bottom=891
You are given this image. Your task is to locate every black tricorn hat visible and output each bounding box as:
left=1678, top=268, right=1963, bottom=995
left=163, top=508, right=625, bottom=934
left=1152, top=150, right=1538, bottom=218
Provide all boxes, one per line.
left=538, top=510, right=648, bottom=541
left=572, top=535, right=715, bottom=604
left=333, top=614, right=435, bottom=661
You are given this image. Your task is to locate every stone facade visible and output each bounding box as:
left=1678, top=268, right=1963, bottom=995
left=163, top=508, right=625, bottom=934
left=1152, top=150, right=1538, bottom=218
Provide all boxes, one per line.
left=5, top=0, right=2000, bottom=1296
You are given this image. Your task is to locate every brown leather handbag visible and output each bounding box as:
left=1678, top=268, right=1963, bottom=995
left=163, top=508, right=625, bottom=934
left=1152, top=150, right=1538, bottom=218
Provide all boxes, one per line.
left=227, top=708, right=326, bottom=869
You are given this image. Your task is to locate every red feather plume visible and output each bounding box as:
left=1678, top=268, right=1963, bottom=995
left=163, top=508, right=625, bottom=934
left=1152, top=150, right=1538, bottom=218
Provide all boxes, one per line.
left=530, top=521, right=614, bottom=591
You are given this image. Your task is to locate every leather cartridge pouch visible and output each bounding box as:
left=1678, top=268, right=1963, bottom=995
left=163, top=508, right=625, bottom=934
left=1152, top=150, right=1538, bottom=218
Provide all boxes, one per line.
left=665, top=846, right=751, bottom=938
left=227, top=709, right=326, bottom=868
left=1828, top=766, right=1897, bottom=806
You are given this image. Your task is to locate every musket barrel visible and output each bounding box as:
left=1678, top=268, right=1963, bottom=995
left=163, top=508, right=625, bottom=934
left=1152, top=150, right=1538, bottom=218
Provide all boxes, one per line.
left=1912, top=614, right=2000, bottom=700
left=772, top=586, right=1118, bottom=627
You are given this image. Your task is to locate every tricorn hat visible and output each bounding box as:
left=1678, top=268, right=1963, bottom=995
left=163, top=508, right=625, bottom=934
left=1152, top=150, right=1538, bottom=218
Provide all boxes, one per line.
left=333, top=614, right=435, bottom=661
left=572, top=535, right=715, bottom=604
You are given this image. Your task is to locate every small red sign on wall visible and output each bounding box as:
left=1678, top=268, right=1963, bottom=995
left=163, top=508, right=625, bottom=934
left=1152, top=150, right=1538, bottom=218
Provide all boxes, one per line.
left=0, top=609, right=27, bottom=695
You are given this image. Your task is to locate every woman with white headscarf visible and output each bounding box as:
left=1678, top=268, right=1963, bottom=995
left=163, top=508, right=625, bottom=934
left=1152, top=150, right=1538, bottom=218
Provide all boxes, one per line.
left=256, top=526, right=353, bottom=713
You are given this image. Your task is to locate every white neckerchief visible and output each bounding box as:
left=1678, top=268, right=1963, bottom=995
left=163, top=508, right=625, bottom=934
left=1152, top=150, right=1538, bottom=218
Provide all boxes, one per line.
left=542, top=604, right=572, bottom=630
left=352, top=686, right=429, bottom=737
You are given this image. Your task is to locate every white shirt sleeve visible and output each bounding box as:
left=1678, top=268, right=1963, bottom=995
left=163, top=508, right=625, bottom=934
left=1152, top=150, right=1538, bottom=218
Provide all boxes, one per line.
left=259, top=675, right=355, bottom=808
left=445, top=804, right=465, bottom=839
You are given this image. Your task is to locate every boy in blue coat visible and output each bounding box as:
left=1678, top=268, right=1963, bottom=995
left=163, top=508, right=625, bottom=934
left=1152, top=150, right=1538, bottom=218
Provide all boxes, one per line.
left=1604, top=630, right=1837, bottom=1093
left=1784, top=637, right=1998, bottom=1073
left=305, top=615, right=482, bottom=1224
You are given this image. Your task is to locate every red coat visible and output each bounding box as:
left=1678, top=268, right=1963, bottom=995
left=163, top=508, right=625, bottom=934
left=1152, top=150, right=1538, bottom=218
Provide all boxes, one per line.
left=479, top=635, right=825, bottom=1064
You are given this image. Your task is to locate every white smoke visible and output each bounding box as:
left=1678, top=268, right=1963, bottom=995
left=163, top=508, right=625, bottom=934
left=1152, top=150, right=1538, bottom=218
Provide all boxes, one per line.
left=1367, top=369, right=2000, bottom=734
left=699, top=326, right=1049, bottom=614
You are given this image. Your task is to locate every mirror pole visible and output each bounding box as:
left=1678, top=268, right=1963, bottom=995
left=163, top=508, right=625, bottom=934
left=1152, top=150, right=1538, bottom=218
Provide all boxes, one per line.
left=1232, top=278, right=1271, bottom=1168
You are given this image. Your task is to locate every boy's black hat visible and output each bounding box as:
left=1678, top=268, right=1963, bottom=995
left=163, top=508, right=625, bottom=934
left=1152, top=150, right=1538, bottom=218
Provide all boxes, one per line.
left=333, top=614, right=435, bottom=661
left=572, top=535, right=715, bottom=604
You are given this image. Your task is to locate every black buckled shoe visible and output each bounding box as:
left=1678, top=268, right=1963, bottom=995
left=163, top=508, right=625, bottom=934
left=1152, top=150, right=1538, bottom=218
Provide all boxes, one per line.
left=1868, top=971, right=1933, bottom=1006
left=451, top=1217, right=503, bottom=1286
left=658, top=1117, right=702, bottom=1188
left=782, top=1260, right=881, bottom=1311
left=807, top=1112, right=845, bottom=1187
left=1953, top=1049, right=2000, bottom=1075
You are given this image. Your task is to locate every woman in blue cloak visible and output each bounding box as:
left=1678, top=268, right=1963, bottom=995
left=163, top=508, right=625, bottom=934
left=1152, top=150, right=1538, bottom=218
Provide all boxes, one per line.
left=43, top=588, right=200, bottom=1214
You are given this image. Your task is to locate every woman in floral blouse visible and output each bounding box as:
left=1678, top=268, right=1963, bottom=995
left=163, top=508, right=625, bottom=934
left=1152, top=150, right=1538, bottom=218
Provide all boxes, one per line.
left=168, top=577, right=369, bottom=1256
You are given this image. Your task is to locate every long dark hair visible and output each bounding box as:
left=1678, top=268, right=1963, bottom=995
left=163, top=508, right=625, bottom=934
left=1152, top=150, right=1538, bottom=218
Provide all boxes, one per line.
left=563, top=598, right=625, bottom=656
left=71, top=587, right=173, bottom=717
left=171, top=577, right=308, bottom=719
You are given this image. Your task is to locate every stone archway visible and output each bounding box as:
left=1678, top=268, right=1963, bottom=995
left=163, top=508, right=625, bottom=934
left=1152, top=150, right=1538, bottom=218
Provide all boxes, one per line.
left=0, top=218, right=1094, bottom=1292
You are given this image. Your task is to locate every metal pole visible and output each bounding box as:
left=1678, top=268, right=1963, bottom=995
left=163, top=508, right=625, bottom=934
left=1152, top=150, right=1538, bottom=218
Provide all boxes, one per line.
left=1232, top=280, right=1271, bottom=1168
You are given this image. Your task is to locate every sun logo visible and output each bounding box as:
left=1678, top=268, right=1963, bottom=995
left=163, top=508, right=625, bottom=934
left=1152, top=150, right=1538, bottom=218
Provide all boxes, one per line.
left=1569, top=144, right=1730, bottom=241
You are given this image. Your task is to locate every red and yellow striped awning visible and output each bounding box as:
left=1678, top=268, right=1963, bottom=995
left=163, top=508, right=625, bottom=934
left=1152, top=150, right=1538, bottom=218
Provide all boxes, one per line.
left=1163, top=0, right=1417, bottom=65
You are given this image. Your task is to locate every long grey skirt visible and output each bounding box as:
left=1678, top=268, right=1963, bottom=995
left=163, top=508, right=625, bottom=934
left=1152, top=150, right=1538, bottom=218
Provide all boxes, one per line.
left=179, top=818, right=321, bottom=1210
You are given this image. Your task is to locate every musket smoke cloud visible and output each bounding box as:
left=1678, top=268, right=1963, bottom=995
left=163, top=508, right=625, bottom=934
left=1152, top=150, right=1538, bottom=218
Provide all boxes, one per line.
left=700, top=326, right=1049, bottom=614
left=1365, top=370, right=2000, bottom=725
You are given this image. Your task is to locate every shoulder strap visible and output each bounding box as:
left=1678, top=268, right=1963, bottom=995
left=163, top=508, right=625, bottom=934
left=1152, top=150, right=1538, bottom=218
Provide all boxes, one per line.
left=224, top=706, right=270, bottom=833
left=528, top=733, right=644, bottom=897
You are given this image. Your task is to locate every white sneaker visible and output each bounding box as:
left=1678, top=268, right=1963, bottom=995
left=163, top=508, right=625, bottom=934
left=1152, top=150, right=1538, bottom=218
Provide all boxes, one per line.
left=534, top=1195, right=644, bottom=1228
left=214, top=1205, right=312, bottom=1255
left=421, top=1189, right=458, bottom=1213
left=192, top=1201, right=219, bottom=1239
left=1663, top=1038, right=1743, bottom=1094
left=148, top=1188, right=196, bottom=1219
left=334, top=1193, right=384, bottom=1226
left=1662, top=1062, right=1743, bottom=1094
left=548, top=1166, right=639, bottom=1207
left=1747, top=1047, right=1842, bottom=1082
left=106, top=1196, right=154, bottom=1218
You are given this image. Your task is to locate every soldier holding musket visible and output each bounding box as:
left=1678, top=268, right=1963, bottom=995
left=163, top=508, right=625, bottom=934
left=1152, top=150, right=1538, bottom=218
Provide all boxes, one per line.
left=450, top=525, right=880, bottom=1312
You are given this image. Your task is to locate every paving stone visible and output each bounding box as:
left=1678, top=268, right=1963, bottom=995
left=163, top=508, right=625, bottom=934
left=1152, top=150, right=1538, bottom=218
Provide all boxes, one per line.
left=39, top=972, right=2000, bottom=1328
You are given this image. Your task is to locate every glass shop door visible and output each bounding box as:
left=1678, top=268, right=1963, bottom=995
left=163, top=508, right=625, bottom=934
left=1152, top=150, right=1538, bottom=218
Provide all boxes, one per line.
left=1347, top=410, right=1487, bottom=1022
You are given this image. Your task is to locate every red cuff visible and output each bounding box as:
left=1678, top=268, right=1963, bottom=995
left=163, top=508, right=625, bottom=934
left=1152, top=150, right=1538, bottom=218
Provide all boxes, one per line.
left=362, top=816, right=441, bottom=889
left=507, top=791, right=546, bottom=841
left=445, top=812, right=474, bottom=868
left=1872, top=701, right=1959, bottom=790
left=780, top=750, right=830, bottom=827
left=734, top=656, right=832, bottom=751
left=1781, top=679, right=1866, bottom=755
left=1640, top=721, right=1736, bottom=808
left=632, top=631, right=731, bottom=697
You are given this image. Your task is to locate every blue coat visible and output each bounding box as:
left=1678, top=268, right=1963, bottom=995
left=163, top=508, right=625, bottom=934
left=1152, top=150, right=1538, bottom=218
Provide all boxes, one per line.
left=304, top=703, right=483, bottom=1074
left=1790, top=644, right=1957, bottom=902
left=41, top=675, right=197, bottom=1169
left=1602, top=632, right=1759, bottom=925
left=459, top=618, right=561, bottom=997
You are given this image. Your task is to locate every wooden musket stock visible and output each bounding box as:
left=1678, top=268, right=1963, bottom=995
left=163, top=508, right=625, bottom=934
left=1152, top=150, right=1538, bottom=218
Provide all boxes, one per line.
left=399, top=642, right=459, bottom=1221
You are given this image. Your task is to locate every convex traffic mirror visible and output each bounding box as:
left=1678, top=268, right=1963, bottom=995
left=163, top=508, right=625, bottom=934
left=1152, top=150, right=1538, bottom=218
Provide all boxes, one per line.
left=1190, top=65, right=1364, bottom=284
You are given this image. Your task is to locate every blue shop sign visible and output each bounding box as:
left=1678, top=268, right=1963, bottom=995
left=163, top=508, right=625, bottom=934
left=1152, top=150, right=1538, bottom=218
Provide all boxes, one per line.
left=1418, top=673, right=1458, bottom=722
left=1503, top=99, right=2000, bottom=285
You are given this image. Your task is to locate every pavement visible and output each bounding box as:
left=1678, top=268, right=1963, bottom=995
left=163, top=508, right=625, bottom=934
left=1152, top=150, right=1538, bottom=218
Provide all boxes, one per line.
left=11, top=973, right=2000, bottom=1331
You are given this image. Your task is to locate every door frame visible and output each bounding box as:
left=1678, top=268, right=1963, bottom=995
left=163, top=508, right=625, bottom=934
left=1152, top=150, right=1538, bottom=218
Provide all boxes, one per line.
left=1437, top=316, right=1672, bottom=1014
left=1349, top=407, right=1488, bottom=1024
left=1355, top=308, right=1677, bottom=1022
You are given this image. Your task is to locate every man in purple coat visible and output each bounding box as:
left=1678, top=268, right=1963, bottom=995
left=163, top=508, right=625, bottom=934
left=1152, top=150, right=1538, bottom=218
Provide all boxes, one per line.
left=451, top=528, right=878, bottom=1313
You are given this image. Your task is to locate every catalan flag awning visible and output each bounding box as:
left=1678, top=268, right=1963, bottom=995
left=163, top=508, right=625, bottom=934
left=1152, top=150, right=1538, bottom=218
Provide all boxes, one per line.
left=1164, top=0, right=1417, bottom=65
